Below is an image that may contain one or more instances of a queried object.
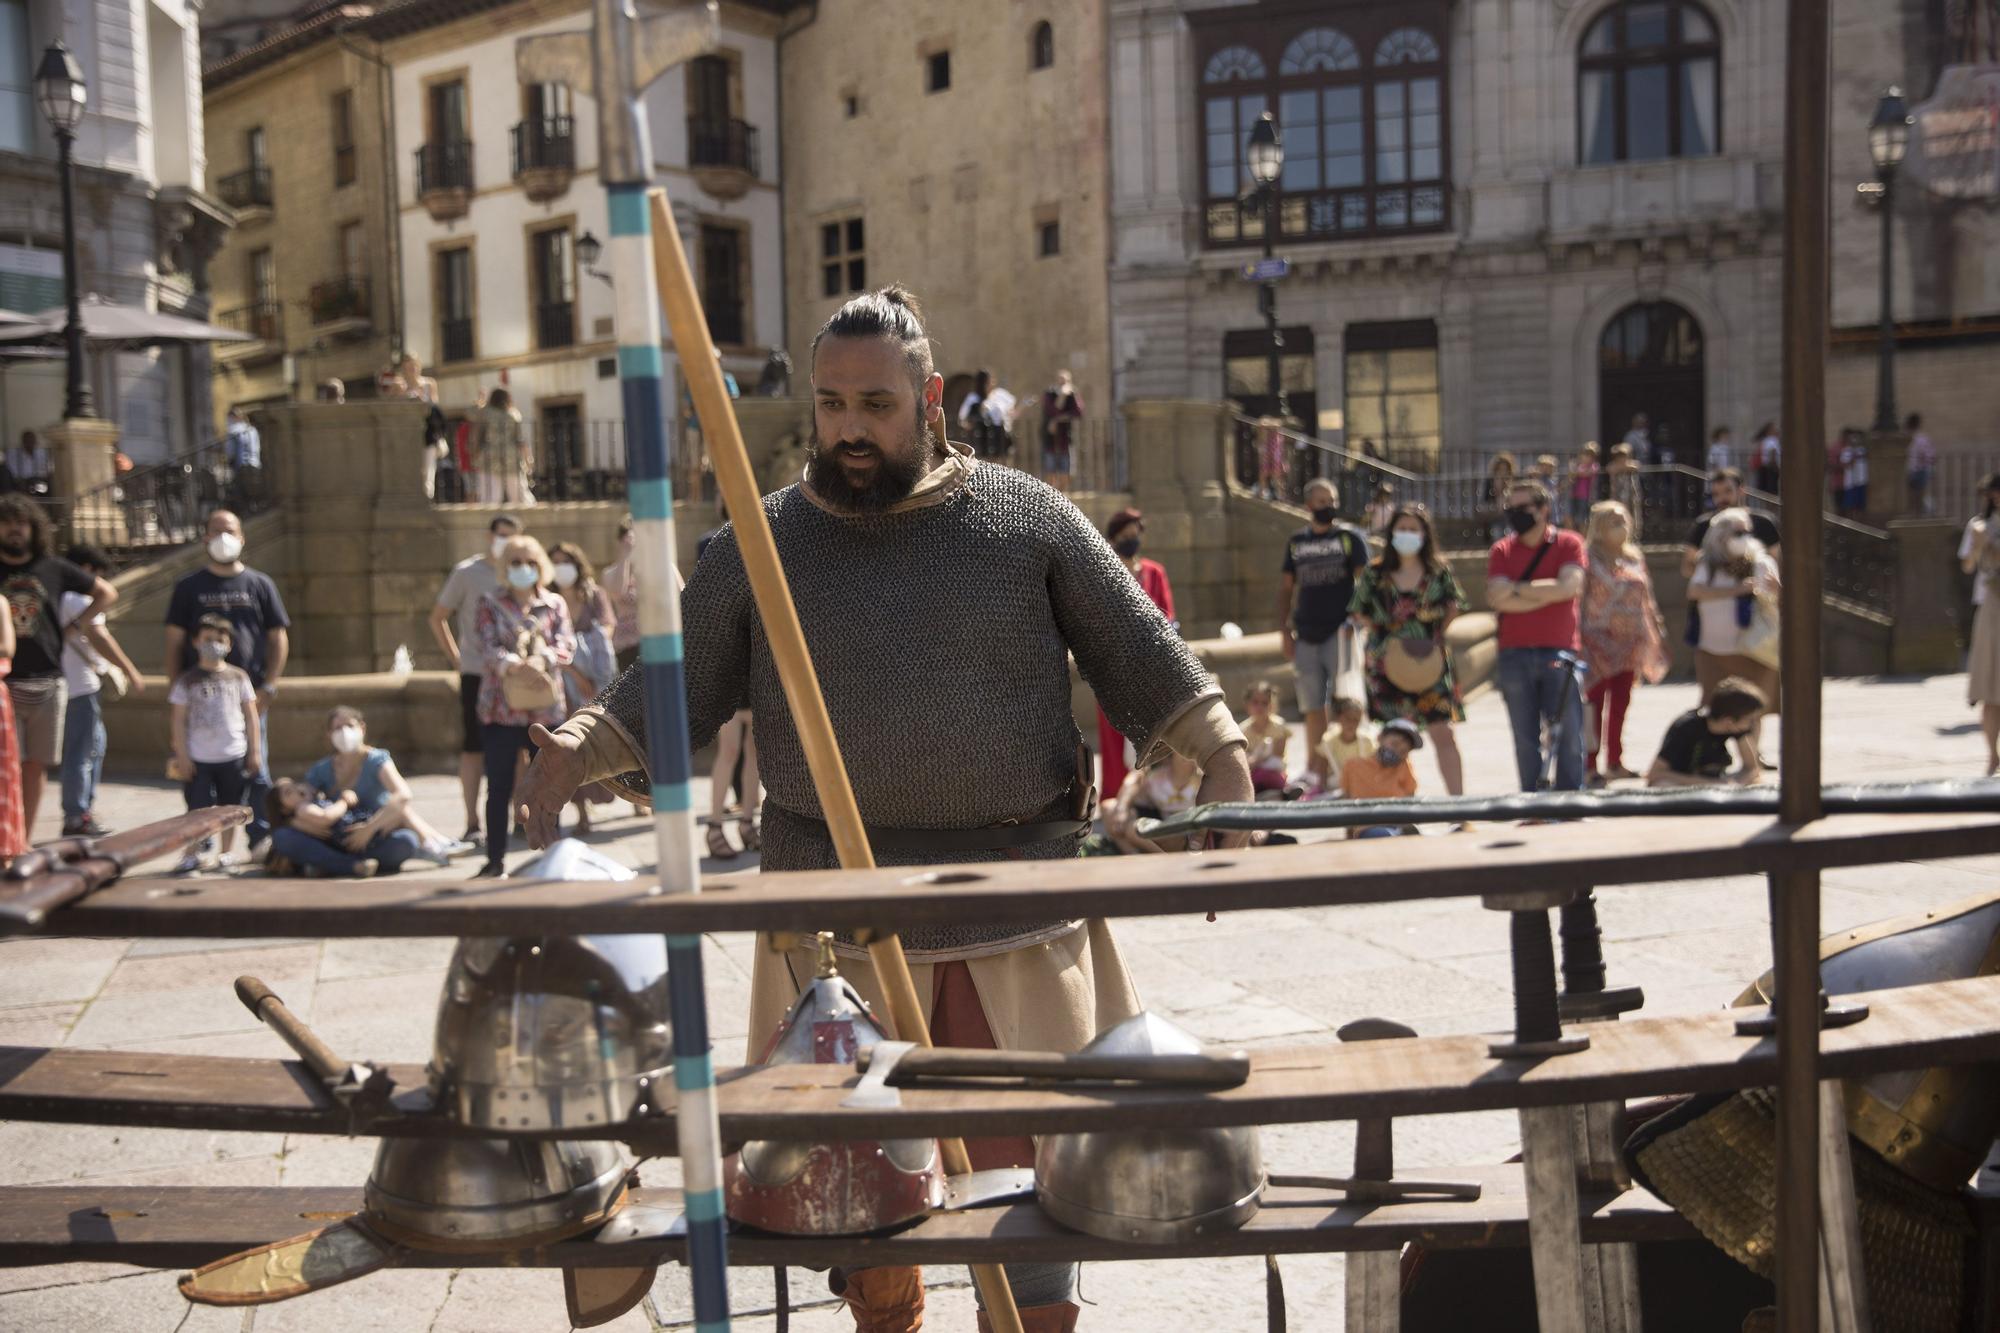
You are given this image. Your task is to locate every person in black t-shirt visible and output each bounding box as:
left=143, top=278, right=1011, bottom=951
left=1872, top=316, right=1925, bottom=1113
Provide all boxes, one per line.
left=1278, top=477, right=1371, bottom=789
left=1646, top=677, right=1768, bottom=787
left=0, top=493, right=116, bottom=832
left=165, top=509, right=291, bottom=850
left=1683, top=468, right=1781, bottom=577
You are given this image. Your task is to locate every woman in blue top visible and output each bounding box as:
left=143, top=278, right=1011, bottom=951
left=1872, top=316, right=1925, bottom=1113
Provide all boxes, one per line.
left=266, top=706, right=467, bottom=876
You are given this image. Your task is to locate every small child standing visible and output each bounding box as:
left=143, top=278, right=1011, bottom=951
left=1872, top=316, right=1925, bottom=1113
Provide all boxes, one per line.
left=1239, top=680, right=1290, bottom=794
left=1318, top=695, right=1377, bottom=793
left=168, top=614, right=261, bottom=872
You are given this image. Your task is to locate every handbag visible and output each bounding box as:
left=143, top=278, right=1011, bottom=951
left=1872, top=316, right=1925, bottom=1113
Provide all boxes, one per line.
left=1741, top=591, right=1781, bottom=668
left=1382, top=632, right=1447, bottom=694
left=501, top=617, right=560, bottom=712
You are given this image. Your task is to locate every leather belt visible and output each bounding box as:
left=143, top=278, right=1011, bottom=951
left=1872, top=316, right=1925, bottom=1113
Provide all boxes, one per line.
left=788, top=811, right=1090, bottom=856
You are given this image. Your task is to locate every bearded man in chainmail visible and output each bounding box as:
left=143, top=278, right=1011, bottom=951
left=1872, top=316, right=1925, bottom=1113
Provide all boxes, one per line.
left=515, top=285, right=1252, bottom=1332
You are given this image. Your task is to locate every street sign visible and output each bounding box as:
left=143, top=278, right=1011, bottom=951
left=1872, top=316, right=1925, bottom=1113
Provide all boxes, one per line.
left=1241, top=257, right=1291, bottom=282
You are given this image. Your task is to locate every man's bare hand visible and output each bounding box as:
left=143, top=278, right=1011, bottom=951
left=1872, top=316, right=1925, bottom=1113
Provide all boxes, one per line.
left=516, top=723, right=585, bottom=849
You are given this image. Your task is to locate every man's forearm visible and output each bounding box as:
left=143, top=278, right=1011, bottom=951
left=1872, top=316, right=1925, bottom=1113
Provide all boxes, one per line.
left=265, top=631, right=288, bottom=684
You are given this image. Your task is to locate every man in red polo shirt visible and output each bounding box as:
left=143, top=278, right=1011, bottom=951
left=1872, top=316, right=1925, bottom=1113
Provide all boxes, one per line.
left=1486, top=478, right=1588, bottom=791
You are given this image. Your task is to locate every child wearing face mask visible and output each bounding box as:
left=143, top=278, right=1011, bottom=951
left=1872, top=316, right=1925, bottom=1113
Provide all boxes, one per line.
left=168, top=615, right=261, bottom=873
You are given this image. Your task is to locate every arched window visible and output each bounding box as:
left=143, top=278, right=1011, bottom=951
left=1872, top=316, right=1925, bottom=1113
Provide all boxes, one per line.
left=1577, top=1, right=1719, bottom=164
left=1030, top=20, right=1054, bottom=71
left=1203, top=45, right=1266, bottom=84
left=1598, top=301, right=1705, bottom=456
left=1194, top=14, right=1450, bottom=245
left=1280, top=28, right=1359, bottom=75
left=1375, top=27, right=1441, bottom=65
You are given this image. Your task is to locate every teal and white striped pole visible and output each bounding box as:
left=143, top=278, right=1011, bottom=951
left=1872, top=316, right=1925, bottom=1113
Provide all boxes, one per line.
left=519, top=3, right=728, bottom=1326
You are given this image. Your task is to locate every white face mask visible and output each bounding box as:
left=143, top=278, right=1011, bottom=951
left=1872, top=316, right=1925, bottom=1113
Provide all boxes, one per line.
left=490, top=535, right=511, bottom=560
left=330, top=725, right=363, bottom=755
left=552, top=563, right=579, bottom=589
left=1390, top=531, right=1425, bottom=556
left=197, top=639, right=229, bottom=662
left=209, top=532, right=244, bottom=564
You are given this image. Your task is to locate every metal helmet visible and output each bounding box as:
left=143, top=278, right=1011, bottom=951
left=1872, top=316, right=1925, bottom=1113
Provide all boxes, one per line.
left=365, top=1134, right=630, bottom=1248
left=724, top=935, right=943, bottom=1234
left=1035, top=1012, right=1264, bottom=1243
left=1735, top=888, right=2000, bottom=1190
left=428, top=841, right=673, bottom=1132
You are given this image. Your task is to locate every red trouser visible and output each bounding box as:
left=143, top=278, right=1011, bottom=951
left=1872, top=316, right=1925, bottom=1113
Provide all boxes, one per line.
left=1587, top=670, right=1635, bottom=770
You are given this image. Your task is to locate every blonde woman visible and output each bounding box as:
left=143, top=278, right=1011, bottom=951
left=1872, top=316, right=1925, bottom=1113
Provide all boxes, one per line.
left=474, top=387, right=533, bottom=505
left=1579, top=501, right=1667, bottom=783
left=1688, top=507, right=1779, bottom=769
left=473, top=534, right=574, bottom=875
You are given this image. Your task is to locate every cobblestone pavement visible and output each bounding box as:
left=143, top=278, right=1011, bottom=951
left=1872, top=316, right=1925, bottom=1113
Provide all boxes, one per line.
left=1, top=673, right=1993, bottom=1330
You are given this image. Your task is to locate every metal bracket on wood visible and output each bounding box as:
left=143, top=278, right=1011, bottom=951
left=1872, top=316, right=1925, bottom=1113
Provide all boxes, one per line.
left=1483, top=887, right=1591, bottom=1059
left=1557, top=889, right=1645, bottom=1022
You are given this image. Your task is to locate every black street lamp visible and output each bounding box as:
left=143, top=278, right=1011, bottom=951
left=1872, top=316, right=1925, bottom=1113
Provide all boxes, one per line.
left=35, top=40, right=93, bottom=421
left=1245, top=111, right=1288, bottom=422
left=1867, top=85, right=1910, bottom=433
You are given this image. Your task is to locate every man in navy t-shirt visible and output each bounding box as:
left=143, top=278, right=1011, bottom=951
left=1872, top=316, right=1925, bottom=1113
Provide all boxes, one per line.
left=165, top=509, right=290, bottom=848
left=1278, top=477, right=1370, bottom=789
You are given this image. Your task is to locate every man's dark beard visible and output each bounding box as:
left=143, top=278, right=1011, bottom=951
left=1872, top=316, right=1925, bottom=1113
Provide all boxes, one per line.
left=805, top=415, right=936, bottom=513
left=0, top=539, right=27, bottom=560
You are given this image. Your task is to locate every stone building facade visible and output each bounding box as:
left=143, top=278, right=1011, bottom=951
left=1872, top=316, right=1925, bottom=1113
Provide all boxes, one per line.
left=775, top=0, right=1114, bottom=425
left=0, top=0, right=232, bottom=463
left=203, top=6, right=400, bottom=427
left=382, top=0, right=789, bottom=492
left=1108, top=0, right=2000, bottom=474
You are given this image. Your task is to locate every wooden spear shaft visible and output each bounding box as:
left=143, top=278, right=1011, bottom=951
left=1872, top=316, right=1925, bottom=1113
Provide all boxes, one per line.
left=646, top=191, right=1025, bottom=1333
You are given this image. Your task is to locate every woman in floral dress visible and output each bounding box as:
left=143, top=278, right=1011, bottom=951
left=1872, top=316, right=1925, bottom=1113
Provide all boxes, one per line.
left=1349, top=505, right=1469, bottom=795
left=1579, top=499, right=1668, bottom=783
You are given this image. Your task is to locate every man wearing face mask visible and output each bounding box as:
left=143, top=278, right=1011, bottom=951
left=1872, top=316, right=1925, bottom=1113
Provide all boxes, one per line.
left=515, top=285, right=1249, bottom=1331
left=0, top=494, right=116, bottom=835
left=430, top=513, right=523, bottom=841
left=164, top=510, right=291, bottom=851
left=1278, top=476, right=1370, bottom=793
left=1487, top=480, right=1589, bottom=792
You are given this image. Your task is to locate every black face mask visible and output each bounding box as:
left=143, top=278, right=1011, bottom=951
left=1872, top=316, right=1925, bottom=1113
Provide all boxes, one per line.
left=1112, top=536, right=1141, bottom=559
left=1310, top=506, right=1337, bottom=525
left=1506, top=506, right=1540, bottom=536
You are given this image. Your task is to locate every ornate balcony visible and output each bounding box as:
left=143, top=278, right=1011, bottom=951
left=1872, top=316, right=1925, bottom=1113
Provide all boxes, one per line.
left=511, top=116, right=575, bottom=203
left=687, top=117, right=758, bottom=199
left=415, top=141, right=474, bottom=222
left=215, top=300, right=282, bottom=362
left=309, top=275, right=371, bottom=335
left=215, top=167, right=272, bottom=216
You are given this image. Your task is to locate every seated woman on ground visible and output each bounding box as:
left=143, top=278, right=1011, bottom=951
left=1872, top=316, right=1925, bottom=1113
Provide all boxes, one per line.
left=265, top=705, right=469, bottom=877
left=1087, top=751, right=1206, bottom=855
left=1239, top=680, right=1290, bottom=796
left=266, top=778, right=459, bottom=876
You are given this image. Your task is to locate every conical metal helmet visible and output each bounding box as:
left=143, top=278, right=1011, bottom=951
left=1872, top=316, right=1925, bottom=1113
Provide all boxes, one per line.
left=1035, top=1012, right=1264, bottom=1243
left=365, top=1134, right=630, bottom=1248
left=428, top=841, right=672, bottom=1132
left=1736, top=888, right=2000, bottom=1190
left=724, top=935, right=943, bottom=1234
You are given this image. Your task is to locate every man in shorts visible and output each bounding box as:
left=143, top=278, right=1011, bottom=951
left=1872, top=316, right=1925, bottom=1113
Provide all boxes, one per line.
left=430, top=512, right=522, bottom=841
left=1277, top=476, right=1369, bottom=791
left=0, top=494, right=116, bottom=833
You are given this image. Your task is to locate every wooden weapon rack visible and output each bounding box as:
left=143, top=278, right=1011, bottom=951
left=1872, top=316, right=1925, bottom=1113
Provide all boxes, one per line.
left=5, top=811, right=2000, bottom=1329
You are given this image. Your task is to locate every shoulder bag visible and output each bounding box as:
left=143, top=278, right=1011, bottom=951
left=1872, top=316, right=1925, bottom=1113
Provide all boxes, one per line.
left=501, top=609, right=561, bottom=713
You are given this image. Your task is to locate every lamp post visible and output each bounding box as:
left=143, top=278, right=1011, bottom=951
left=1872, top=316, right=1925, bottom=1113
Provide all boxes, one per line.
left=1867, top=86, right=1909, bottom=433
left=35, top=42, right=93, bottom=421
left=1246, top=111, right=1287, bottom=422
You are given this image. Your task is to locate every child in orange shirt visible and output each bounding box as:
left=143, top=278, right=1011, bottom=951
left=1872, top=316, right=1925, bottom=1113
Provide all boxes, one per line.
left=1339, top=717, right=1422, bottom=805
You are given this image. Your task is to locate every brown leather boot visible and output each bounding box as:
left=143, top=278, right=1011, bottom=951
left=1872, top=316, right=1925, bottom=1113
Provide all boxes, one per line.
left=834, top=1265, right=926, bottom=1332
left=978, top=1302, right=1081, bottom=1332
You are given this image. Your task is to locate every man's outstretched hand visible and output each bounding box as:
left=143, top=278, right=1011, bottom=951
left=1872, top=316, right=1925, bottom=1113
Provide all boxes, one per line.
left=516, top=723, right=585, bottom=849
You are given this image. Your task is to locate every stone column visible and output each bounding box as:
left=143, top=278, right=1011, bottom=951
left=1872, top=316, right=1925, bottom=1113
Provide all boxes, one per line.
left=46, top=417, right=127, bottom=545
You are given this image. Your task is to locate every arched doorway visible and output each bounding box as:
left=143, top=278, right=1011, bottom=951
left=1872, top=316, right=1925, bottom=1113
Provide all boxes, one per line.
left=1597, top=301, right=1704, bottom=464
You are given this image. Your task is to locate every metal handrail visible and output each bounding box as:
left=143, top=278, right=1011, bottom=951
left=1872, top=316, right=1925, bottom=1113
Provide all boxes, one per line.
left=60, top=439, right=276, bottom=566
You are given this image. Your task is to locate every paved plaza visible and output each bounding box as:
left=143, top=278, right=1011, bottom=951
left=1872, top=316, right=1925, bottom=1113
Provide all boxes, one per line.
left=2, top=672, right=1995, bottom=1330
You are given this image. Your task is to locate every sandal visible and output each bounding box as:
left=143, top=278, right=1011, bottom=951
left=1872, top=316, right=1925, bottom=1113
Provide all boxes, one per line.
left=706, top=823, right=737, bottom=859
left=741, top=816, right=760, bottom=852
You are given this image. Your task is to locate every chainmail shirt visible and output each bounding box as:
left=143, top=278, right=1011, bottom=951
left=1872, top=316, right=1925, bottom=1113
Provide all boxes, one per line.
left=590, top=457, right=1217, bottom=957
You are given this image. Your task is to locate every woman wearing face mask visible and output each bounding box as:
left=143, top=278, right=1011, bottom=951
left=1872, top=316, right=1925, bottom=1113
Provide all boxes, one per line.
left=473, top=535, right=576, bottom=875
left=265, top=706, right=468, bottom=877
left=1348, top=505, right=1468, bottom=795
left=1579, top=501, right=1667, bottom=785
left=603, top=517, right=642, bottom=675
left=1687, top=506, right=1780, bottom=770
left=1093, top=508, right=1177, bottom=804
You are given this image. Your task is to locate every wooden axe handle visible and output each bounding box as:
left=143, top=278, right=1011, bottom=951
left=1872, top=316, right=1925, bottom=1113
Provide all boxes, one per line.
left=236, top=976, right=348, bottom=1085
left=856, top=1045, right=1251, bottom=1087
